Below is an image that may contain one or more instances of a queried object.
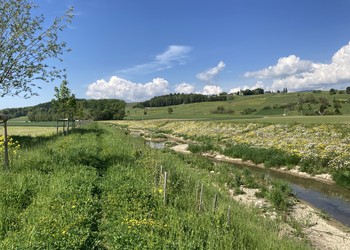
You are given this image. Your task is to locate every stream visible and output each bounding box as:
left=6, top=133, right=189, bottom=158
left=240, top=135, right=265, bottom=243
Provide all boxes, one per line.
left=232, top=163, right=350, bottom=227
left=146, top=140, right=350, bottom=227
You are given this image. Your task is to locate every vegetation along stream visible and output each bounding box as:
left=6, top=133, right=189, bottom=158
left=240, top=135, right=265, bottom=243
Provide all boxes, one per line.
left=241, top=165, right=350, bottom=227
left=147, top=140, right=350, bottom=227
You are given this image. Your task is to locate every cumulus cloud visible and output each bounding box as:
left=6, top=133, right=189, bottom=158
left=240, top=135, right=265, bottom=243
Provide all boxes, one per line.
left=244, top=55, right=314, bottom=79
left=175, top=83, right=195, bottom=94
left=196, top=61, right=226, bottom=83
left=86, top=76, right=169, bottom=102
left=118, top=45, right=192, bottom=75
left=245, top=42, right=350, bottom=91
left=229, top=81, right=268, bottom=94
left=201, top=85, right=223, bottom=95
left=272, top=42, right=350, bottom=90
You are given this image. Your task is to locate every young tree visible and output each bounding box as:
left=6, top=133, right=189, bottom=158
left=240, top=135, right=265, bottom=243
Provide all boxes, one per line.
left=346, top=86, right=350, bottom=94
left=329, top=88, right=337, bottom=95
left=0, top=0, right=73, bottom=98
left=52, top=79, right=77, bottom=120
left=167, top=107, right=174, bottom=115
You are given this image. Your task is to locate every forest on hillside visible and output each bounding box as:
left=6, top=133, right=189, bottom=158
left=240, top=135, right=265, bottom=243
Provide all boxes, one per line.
left=0, top=99, right=126, bottom=121
left=134, top=93, right=235, bottom=108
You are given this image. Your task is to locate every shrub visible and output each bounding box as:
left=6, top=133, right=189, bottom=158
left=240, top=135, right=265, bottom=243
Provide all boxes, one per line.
left=267, top=180, right=293, bottom=211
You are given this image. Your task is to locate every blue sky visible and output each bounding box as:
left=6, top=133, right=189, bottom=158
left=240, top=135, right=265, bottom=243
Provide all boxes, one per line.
left=2, top=0, right=350, bottom=109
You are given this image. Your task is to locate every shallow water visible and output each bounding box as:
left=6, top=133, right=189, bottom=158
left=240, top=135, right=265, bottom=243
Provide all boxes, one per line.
left=146, top=140, right=350, bottom=227
left=227, top=162, right=350, bottom=227
left=146, top=141, right=166, bottom=149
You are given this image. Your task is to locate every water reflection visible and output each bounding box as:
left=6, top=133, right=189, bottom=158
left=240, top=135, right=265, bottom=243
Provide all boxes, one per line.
left=146, top=141, right=165, bottom=149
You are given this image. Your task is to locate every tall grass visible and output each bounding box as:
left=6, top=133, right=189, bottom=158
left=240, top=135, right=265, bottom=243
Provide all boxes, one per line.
left=0, top=123, right=310, bottom=249
left=223, top=143, right=301, bottom=168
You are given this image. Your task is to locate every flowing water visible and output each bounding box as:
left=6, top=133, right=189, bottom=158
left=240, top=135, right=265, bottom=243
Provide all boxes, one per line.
left=242, top=165, right=350, bottom=227
left=145, top=141, right=166, bottom=149
left=147, top=140, right=350, bottom=227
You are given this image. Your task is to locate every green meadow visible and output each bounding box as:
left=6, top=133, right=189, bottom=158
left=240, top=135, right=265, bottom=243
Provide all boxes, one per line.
left=0, top=123, right=310, bottom=249
left=125, top=91, right=350, bottom=122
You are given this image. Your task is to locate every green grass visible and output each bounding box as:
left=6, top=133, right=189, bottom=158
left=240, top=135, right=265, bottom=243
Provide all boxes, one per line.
left=0, top=126, right=57, bottom=136
left=125, top=91, right=350, bottom=123
left=0, top=123, right=311, bottom=249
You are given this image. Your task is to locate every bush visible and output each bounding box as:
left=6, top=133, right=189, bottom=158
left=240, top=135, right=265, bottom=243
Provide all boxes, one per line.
left=267, top=180, right=293, bottom=211
left=332, top=170, right=350, bottom=188
left=240, top=108, right=257, bottom=115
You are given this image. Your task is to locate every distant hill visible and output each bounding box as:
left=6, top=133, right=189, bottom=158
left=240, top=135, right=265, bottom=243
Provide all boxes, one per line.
left=125, top=91, right=350, bottom=120
left=2, top=90, right=350, bottom=121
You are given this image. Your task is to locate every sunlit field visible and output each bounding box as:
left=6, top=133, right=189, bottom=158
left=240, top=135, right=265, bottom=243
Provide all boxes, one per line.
left=0, top=126, right=56, bottom=136
left=110, top=119, right=350, bottom=187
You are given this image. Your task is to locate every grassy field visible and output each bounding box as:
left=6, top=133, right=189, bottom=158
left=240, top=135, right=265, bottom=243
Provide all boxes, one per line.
left=125, top=91, right=350, bottom=121
left=0, top=123, right=310, bottom=249
left=222, top=115, right=350, bottom=124
left=6, top=116, right=57, bottom=127
left=0, top=126, right=57, bottom=136
left=0, top=116, right=73, bottom=136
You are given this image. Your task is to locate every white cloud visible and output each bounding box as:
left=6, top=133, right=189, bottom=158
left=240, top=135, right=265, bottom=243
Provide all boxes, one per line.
left=245, top=42, right=350, bottom=91
left=86, top=76, right=169, bottom=102
left=244, top=55, right=313, bottom=79
left=272, top=42, right=350, bottom=90
left=229, top=81, right=268, bottom=94
left=118, top=45, right=192, bottom=75
left=156, top=45, right=192, bottom=64
left=175, top=83, right=195, bottom=94
left=201, top=85, right=223, bottom=95
left=196, top=61, right=226, bottom=83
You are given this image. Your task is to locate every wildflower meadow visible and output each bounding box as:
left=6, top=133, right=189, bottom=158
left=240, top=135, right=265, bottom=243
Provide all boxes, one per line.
left=113, top=120, right=350, bottom=187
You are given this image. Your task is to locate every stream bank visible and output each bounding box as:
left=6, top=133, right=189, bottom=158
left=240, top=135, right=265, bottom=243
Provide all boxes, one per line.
left=168, top=143, right=350, bottom=250
left=131, top=128, right=350, bottom=249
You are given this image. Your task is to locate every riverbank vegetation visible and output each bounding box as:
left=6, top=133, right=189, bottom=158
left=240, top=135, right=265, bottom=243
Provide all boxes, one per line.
left=111, top=120, right=350, bottom=188
left=0, top=123, right=310, bottom=248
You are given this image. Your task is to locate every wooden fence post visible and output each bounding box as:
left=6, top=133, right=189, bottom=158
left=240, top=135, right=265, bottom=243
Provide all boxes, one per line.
left=227, top=205, right=231, bottom=227
left=0, top=114, right=9, bottom=171
left=213, top=193, right=218, bottom=214
left=199, top=183, right=203, bottom=212
left=3, top=120, right=9, bottom=171
left=56, top=120, right=59, bottom=135
left=163, top=171, right=167, bottom=205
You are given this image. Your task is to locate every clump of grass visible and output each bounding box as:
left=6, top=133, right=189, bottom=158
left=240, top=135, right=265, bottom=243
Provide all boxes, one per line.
left=188, top=142, right=217, bottom=154
left=267, top=180, right=294, bottom=212
left=332, top=170, right=350, bottom=188
left=316, top=209, right=331, bottom=220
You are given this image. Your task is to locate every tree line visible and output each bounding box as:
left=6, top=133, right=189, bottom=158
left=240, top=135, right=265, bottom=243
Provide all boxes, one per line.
left=134, top=93, right=234, bottom=108
left=1, top=99, right=126, bottom=121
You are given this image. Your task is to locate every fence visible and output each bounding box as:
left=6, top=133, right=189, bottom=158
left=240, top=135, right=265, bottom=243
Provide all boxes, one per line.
left=157, top=165, right=231, bottom=227
left=0, top=114, right=9, bottom=171
left=56, top=118, right=75, bottom=135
